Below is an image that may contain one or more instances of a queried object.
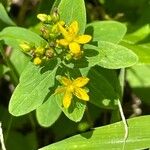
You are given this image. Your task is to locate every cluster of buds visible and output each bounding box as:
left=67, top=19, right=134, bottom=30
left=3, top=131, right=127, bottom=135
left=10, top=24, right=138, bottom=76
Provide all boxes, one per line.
left=37, top=9, right=64, bottom=42
left=20, top=42, right=54, bottom=65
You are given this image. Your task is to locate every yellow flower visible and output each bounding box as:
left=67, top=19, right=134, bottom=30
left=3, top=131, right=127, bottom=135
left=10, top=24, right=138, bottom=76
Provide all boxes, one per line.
left=55, top=76, right=89, bottom=108
left=57, top=21, right=92, bottom=58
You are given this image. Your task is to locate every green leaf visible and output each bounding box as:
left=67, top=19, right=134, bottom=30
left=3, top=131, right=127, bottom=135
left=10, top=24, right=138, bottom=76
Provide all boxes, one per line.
left=39, top=115, right=150, bottom=150
left=120, top=25, right=150, bottom=64
left=84, top=41, right=138, bottom=69
left=10, top=48, right=30, bottom=76
left=121, top=41, right=150, bottom=64
left=88, top=66, right=120, bottom=109
left=0, top=27, right=47, bottom=47
left=9, top=60, right=58, bottom=116
left=58, top=0, right=86, bottom=33
left=127, top=65, right=150, bottom=105
left=0, top=36, right=30, bottom=76
left=86, top=21, right=127, bottom=44
left=123, top=24, right=150, bottom=44
left=36, top=97, right=62, bottom=127
left=127, top=65, right=150, bottom=87
left=55, top=93, right=86, bottom=122
left=0, top=3, right=16, bottom=25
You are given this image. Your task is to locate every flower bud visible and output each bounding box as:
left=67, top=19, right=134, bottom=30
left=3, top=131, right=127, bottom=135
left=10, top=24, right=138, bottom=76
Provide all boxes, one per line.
left=19, top=42, right=31, bottom=52
left=65, top=53, right=72, bottom=60
left=51, top=10, right=60, bottom=23
left=40, top=26, right=50, bottom=39
left=78, top=122, right=90, bottom=132
left=45, top=48, right=54, bottom=58
left=37, top=14, right=51, bottom=23
left=35, top=47, right=45, bottom=56
left=33, top=57, right=42, bottom=65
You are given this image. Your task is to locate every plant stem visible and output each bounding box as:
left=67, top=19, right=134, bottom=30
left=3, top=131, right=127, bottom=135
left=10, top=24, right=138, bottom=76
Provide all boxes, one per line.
left=0, top=122, right=6, bottom=150
left=85, top=107, right=93, bottom=128
left=5, top=117, right=13, bottom=142
left=110, top=69, right=125, bottom=123
left=119, top=68, right=125, bottom=96
left=0, top=45, right=19, bottom=86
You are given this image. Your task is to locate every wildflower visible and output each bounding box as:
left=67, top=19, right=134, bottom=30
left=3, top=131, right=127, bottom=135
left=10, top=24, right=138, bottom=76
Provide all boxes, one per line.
left=55, top=76, right=89, bottom=108
left=57, top=21, right=92, bottom=58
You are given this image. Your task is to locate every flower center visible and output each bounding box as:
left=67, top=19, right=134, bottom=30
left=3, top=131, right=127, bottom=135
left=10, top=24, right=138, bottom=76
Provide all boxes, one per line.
left=68, top=85, right=74, bottom=92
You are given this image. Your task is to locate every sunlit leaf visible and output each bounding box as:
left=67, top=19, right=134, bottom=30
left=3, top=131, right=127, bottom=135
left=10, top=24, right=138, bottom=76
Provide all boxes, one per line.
left=9, top=60, right=58, bottom=116
left=0, top=27, right=47, bottom=47
left=86, top=21, right=127, bottom=44
left=36, top=97, right=62, bottom=127
left=0, top=3, right=16, bottom=25
left=84, top=42, right=138, bottom=69
left=58, top=0, right=86, bottom=33
left=40, top=116, right=150, bottom=150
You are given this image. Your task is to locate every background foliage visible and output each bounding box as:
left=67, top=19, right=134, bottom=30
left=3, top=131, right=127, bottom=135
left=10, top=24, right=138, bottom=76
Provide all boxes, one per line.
left=0, top=0, right=150, bottom=149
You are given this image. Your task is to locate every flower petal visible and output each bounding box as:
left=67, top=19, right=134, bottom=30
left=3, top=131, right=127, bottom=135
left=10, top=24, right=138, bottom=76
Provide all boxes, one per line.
left=63, top=89, right=72, bottom=108
left=55, top=87, right=66, bottom=94
left=57, top=39, right=69, bottom=46
left=75, top=35, right=92, bottom=44
left=60, top=76, right=72, bottom=86
left=58, top=23, right=69, bottom=38
left=74, top=87, right=89, bottom=101
left=69, top=42, right=81, bottom=54
left=73, top=77, right=89, bottom=87
left=68, top=21, right=79, bottom=36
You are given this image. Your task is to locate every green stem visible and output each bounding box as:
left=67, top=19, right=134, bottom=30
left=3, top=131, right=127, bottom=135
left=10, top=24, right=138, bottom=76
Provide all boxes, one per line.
left=119, top=68, right=125, bottom=97
left=17, top=0, right=30, bottom=26
left=1, top=46, right=19, bottom=86
left=85, top=107, right=93, bottom=128
left=110, top=68, right=125, bottom=123
left=4, top=117, right=13, bottom=142
left=29, top=113, right=36, bottom=131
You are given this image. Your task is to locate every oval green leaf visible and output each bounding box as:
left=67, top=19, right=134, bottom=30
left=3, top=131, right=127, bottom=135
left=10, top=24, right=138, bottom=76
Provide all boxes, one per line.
left=121, top=41, right=150, bottom=64
left=88, top=66, right=120, bottom=109
left=36, top=97, right=62, bottom=127
left=55, top=93, right=86, bottom=122
left=0, top=27, right=47, bottom=47
left=9, top=60, right=58, bottom=116
left=84, top=41, right=138, bottom=69
left=86, top=21, right=127, bottom=44
left=0, top=3, right=16, bottom=25
left=58, top=0, right=86, bottom=33
left=39, top=115, right=150, bottom=150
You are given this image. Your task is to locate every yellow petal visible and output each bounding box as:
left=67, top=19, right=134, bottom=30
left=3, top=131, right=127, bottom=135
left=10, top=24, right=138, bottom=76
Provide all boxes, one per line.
left=74, top=87, right=89, bottom=101
left=73, top=77, right=89, bottom=87
left=68, top=21, right=78, bottom=36
left=75, top=35, right=92, bottom=44
left=60, top=76, right=72, bottom=86
left=63, top=89, right=72, bottom=108
left=58, top=23, right=69, bottom=38
left=69, top=42, right=81, bottom=54
left=55, top=87, right=66, bottom=94
left=57, top=39, right=69, bottom=46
